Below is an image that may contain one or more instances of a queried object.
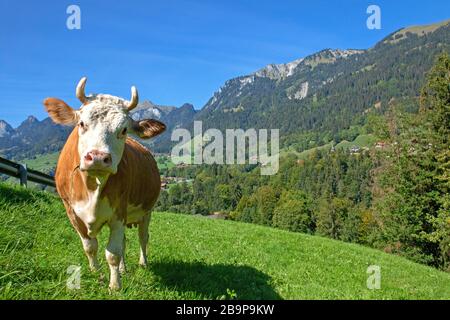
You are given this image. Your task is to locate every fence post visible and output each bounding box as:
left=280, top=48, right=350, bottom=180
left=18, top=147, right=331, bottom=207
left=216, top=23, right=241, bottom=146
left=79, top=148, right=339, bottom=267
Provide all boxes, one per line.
left=18, top=164, right=27, bottom=187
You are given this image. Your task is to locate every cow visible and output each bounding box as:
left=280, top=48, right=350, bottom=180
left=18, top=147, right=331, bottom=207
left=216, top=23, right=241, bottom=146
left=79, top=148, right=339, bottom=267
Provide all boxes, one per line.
left=43, top=77, right=166, bottom=290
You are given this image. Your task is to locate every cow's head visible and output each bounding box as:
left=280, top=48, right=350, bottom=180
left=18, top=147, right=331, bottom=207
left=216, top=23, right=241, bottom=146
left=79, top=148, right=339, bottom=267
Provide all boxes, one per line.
left=44, top=77, right=165, bottom=176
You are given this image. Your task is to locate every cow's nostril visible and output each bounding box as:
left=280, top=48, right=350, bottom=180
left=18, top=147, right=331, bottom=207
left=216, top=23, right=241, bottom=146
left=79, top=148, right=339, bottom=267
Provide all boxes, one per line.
left=104, top=155, right=112, bottom=165
left=85, top=153, right=93, bottom=162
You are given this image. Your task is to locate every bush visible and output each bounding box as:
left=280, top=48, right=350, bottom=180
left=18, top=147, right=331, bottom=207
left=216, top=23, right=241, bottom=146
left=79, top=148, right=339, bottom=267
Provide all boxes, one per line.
left=272, top=191, right=313, bottom=233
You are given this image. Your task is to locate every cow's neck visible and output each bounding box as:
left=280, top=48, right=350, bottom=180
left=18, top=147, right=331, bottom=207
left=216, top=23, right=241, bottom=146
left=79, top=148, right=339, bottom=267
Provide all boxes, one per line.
left=76, top=170, right=111, bottom=201
left=72, top=170, right=114, bottom=238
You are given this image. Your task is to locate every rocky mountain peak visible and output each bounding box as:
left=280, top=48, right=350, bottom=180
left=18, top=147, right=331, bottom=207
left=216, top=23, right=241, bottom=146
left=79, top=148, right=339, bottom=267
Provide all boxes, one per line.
left=179, top=103, right=195, bottom=111
left=25, top=115, right=38, bottom=123
left=254, top=57, right=305, bottom=80
left=246, top=49, right=363, bottom=82
left=0, top=120, right=14, bottom=138
left=132, top=100, right=177, bottom=121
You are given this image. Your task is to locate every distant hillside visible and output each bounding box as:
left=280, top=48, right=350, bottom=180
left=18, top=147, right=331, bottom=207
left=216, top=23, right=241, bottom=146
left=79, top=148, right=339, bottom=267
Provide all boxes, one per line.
left=0, top=183, right=449, bottom=299
left=184, top=19, right=450, bottom=152
left=0, top=116, right=72, bottom=160
left=384, top=19, right=450, bottom=44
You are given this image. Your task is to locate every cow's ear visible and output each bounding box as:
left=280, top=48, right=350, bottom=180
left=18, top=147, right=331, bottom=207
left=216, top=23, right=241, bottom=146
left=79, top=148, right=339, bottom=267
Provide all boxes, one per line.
left=43, top=98, right=78, bottom=126
left=132, top=119, right=166, bottom=139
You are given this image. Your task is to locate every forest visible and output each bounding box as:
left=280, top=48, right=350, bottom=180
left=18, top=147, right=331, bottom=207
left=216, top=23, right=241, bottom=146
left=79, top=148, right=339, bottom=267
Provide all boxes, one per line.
left=156, top=54, right=450, bottom=271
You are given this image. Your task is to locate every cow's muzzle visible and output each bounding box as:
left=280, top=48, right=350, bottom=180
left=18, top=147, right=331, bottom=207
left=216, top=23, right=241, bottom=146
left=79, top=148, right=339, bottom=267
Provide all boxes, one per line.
left=82, top=150, right=113, bottom=173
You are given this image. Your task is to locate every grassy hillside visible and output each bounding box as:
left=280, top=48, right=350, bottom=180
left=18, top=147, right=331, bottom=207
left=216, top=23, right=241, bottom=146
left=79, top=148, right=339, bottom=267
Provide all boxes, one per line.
left=281, top=134, right=378, bottom=159
left=0, top=183, right=449, bottom=300
left=20, top=152, right=59, bottom=173
left=335, top=134, right=378, bottom=150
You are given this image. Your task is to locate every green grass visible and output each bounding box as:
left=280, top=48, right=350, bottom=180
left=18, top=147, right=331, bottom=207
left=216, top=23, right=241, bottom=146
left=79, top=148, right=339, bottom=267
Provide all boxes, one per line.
left=281, top=143, right=332, bottom=159
left=335, top=134, right=378, bottom=150
left=19, top=152, right=60, bottom=173
left=0, top=183, right=449, bottom=300
left=281, top=134, right=378, bottom=160
left=156, top=156, right=176, bottom=170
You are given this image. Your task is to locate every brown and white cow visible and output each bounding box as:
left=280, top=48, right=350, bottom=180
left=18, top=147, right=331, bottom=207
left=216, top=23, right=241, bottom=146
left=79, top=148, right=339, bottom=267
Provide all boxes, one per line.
left=43, top=77, right=165, bottom=290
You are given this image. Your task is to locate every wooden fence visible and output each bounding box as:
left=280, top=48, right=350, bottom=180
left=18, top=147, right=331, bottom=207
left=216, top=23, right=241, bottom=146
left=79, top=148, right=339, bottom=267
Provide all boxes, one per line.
left=0, top=156, right=55, bottom=188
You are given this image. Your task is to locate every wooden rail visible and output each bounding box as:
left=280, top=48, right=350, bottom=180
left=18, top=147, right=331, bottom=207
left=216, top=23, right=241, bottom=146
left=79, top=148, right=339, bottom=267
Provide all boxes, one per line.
left=0, top=156, right=55, bottom=188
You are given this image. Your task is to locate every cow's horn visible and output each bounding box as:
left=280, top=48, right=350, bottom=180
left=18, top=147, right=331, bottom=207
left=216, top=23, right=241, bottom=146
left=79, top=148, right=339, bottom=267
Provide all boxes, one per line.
left=76, top=77, right=88, bottom=104
left=127, top=86, right=139, bottom=111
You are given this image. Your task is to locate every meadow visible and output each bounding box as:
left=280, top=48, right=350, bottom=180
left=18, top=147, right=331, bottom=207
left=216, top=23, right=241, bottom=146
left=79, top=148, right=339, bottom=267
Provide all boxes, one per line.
left=0, top=183, right=449, bottom=299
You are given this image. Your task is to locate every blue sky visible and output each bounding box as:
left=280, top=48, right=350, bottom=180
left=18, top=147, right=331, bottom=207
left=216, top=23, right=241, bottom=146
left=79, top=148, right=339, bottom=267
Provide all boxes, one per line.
left=0, top=0, right=449, bottom=127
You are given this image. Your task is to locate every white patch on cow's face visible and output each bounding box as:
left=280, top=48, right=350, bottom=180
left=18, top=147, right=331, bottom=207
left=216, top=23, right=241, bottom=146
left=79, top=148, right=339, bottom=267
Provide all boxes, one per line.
left=77, top=95, right=131, bottom=175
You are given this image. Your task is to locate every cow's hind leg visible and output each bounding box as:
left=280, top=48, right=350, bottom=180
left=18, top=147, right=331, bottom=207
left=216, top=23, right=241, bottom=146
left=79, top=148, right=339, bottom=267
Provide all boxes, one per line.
left=106, top=221, right=125, bottom=290
left=138, top=214, right=151, bottom=267
left=119, top=233, right=126, bottom=274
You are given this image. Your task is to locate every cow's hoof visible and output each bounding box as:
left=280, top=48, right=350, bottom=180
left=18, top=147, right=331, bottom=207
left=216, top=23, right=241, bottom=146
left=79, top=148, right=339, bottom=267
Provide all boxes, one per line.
left=89, top=259, right=100, bottom=272
left=108, top=283, right=121, bottom=291
left=139, top=257, right=148, bottom=268
left=90, top=265, right=100, bottom=272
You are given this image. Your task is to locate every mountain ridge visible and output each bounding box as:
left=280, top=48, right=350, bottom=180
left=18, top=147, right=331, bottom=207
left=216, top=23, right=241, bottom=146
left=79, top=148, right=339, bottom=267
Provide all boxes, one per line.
left=187, top=18, right=450, bottom=154
left=1, top=18, right=449, bottom=156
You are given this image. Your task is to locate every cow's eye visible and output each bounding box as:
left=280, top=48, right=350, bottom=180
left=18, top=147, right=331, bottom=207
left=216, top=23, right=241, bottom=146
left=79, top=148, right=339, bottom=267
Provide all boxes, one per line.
left=79, top=121, right=85, bottom=129
left=119, top=127, right=127, bottom=138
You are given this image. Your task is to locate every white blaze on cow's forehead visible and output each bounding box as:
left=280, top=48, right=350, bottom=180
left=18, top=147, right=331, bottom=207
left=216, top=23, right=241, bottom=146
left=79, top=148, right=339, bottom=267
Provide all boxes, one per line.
left=79, top=94, right=131, bottom=129
left=83, top=94, right=130, bottom=109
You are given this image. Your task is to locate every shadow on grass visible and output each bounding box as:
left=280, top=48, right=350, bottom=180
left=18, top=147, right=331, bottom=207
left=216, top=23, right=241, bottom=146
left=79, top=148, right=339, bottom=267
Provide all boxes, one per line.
left=150, top=260, right=282, bottom=300
left=0, top=183, right=36, bottom=207
left=0, top=183, right=54, bottom=206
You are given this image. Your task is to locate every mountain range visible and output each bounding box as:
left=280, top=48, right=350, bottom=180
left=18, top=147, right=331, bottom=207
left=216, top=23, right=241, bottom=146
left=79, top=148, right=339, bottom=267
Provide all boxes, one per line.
left=0, top=100, right=197, bottom=159
left=192, top=19, right=450, bottom=145
left=1, top=19, right=449, bottom=158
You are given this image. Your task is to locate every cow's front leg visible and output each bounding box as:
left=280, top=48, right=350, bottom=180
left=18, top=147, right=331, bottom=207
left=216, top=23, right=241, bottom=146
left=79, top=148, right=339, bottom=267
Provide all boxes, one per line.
left=81, top=237, right=99, bottom=271
left=119, top=233, right=126, bottom=274
left=138, top=214, right=151, bottom=267
left=105, top=221, right=125, bottom=290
